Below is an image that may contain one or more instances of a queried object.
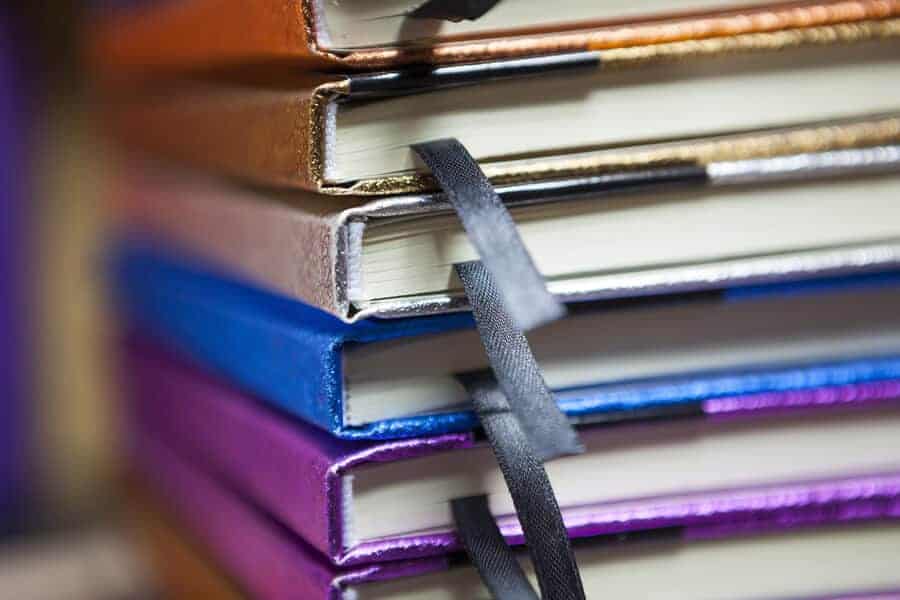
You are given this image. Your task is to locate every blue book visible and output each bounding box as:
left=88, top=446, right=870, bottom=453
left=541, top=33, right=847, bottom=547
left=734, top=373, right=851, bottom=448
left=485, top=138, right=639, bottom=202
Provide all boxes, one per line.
left=111, top=239, right=900, bottom=440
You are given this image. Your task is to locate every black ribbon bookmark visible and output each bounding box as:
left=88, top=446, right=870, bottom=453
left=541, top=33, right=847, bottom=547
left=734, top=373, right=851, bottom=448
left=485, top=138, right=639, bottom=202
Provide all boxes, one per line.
left=456, top=374, right=586, bottom=600
left=452, top=495, right=540, bottom=600
left=416, top=137, right=583, bottom=598
left=456, top=261, right=582, bottom=461
left=408, top=0, right=501, bottom=21
left=413, top=139, right=565, bottom=332
left=453, top=262, right=585, bottom=599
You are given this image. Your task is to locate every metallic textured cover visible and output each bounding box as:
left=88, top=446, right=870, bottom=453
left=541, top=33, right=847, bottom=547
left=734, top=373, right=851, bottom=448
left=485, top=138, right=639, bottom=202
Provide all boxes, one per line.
left=108, top=23, right=900, bottom=194
left=110, top=74, right=347, bottom=191
left=89, top=0, right=900, bottom=73
left=365, top=241, right=900, bottom=320
left=115, top=135, right=900, bottom=322
left=130, top=431, right=447, bottom=600
left=125, top=336, right=900, bottom=566
left=114, top=241, right=900, bottom=442
left=112, top=164, right=359, bottom=319
left=131, top=424, right=900, bottom=599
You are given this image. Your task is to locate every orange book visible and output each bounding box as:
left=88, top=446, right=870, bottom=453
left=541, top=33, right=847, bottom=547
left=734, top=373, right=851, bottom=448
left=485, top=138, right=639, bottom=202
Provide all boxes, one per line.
left=108, top=16, right=900, bottom=192
left=89, top=0, right=900, bottom=74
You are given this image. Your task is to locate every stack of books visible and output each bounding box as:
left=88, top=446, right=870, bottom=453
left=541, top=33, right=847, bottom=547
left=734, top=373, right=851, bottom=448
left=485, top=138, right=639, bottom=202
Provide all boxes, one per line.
left=94, top=0, right=900, bottom=597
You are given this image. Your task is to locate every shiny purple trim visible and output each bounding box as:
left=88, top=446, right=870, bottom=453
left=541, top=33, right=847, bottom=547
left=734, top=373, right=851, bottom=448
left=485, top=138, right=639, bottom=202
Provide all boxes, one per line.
left=801, top=592, right=900, bottom=600
left=132, top=427, right=900, bottom=597
left=704, top=379, right=900, bottom=418
left=326, top=433, right=474, bottom=566
left=343, top=472, right=900, bottom=565
left=127, top=338, right=900, bottom=567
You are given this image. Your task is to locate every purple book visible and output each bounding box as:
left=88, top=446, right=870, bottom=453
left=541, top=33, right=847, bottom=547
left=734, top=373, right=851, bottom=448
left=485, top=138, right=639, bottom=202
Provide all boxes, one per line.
left=131, top=426, right=900, bottom=600
left=124, top=336, right=900, bottom=568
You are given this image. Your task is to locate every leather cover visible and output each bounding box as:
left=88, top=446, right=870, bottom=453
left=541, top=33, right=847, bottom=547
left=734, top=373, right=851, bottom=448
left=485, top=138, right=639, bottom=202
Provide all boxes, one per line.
left=125, top=335, right=900, bottom=567
left=111, top=240, right=900, bottom=441
left=90, top=1, right=900, bottom=74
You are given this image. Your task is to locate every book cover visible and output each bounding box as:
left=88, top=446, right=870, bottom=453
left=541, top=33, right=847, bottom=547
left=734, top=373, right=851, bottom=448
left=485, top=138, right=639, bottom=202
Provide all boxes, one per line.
left=124, top=335, right=900, bottom=565
left=107, top=19, right=900, bottom=192
left=111, top=240, right=900, bottom=440
left=129, top=423, right=900, bottom=599
left=89, top=1, right=900, bottom=73
left=112, top=138, right=900, bottom=322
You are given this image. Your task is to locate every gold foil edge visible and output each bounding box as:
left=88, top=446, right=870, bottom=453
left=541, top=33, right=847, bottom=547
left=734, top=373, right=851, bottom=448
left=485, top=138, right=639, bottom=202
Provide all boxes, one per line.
left=597, top=17, right=900, bottom=67
left=336, top=117, right=900, bottom=195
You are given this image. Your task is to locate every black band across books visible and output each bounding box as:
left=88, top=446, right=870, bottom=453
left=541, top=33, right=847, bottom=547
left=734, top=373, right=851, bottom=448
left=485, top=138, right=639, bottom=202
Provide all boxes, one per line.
left=413, top=139, right=565, bottom=332
left=455, top=261, right=582, bottom=461
left=408, top=0, right=501, bottom=22
left=459, top=374, right=586, bottom=600
left=451, top=495, right=540, bottom=600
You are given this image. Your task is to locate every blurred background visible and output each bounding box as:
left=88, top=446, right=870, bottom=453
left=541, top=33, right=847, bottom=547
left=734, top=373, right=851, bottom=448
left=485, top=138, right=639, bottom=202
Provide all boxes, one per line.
left=1, top=3, right=154, bottom=597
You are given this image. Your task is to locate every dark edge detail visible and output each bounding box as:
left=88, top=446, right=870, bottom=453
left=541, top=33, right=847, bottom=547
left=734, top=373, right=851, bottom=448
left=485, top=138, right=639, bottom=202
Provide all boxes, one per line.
left=408, top=0, right=501, bottom=22
left=346, top=51, right=600, bottom=99
left=495, top=164, right=709, bottom=206
left=572, top=401, right=706, bottom=427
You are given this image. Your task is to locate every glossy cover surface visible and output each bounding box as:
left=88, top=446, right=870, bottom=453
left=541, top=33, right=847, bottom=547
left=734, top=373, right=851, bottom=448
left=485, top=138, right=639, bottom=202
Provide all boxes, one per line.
left=112, top=240, right=900, bottom=441
left=131, top=419, right=900, bottom=598
left=126, top=335, right=900, bottom=566
left=89, top=0, right=900, bottom=72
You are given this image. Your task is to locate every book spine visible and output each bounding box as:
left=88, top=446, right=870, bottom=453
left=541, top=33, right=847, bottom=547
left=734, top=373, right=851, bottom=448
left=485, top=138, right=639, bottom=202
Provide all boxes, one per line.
left=111, top=239, right=346, bottom=433
left=110, top=83, right=328, bottom=190
left=88, top=0, right=340, bottom=75
left=124, top=337, right=338, bottom=559
left=128, top=430, right=341, bottom=600
left=112, top=164, right=350, bottom=319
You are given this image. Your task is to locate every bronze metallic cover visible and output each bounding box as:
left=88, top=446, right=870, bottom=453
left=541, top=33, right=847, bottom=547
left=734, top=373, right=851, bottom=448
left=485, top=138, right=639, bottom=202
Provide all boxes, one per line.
left=110, top=18, right=900, bottom=194
left=90, top=0, right=900, bottom=75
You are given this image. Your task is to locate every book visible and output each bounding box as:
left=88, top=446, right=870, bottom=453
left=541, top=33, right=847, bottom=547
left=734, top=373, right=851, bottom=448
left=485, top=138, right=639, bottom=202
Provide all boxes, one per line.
left=124, top=335, right=900, bottom=565
left=130, top=421, right=900, bottom=599
left=110, top=20, right=900, bottom=191
left=89, top=1, right=897, bottom=73
left=113, top=131, right=900, bottom=321
left=112, top=239, right=900, bottom=440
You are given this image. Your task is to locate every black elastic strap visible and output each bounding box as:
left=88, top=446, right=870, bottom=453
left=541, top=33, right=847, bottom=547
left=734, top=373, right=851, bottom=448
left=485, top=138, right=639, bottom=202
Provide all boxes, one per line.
left=408, top=0, right=501, bottom=21
left=460, top=374, right=586, bottom=600
left=456, top=261, right=582, bottom=461
left=452, top=495, right=539, bottom=600
left=413, top=139, right=565, bottom=331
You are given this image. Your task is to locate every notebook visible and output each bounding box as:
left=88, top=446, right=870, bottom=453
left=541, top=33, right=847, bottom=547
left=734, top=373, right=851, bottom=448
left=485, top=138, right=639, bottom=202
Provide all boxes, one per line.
left=130, top=424, right=900, bottom=599
left=113, top=136, right=900, bottom=321
left=88, top=1, right=894, bottom=72
left=110, top=22, right=900, bottom=191
left=125, top=335, right=900, bottom=565
left=112, top=240, right=900, bottom=439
